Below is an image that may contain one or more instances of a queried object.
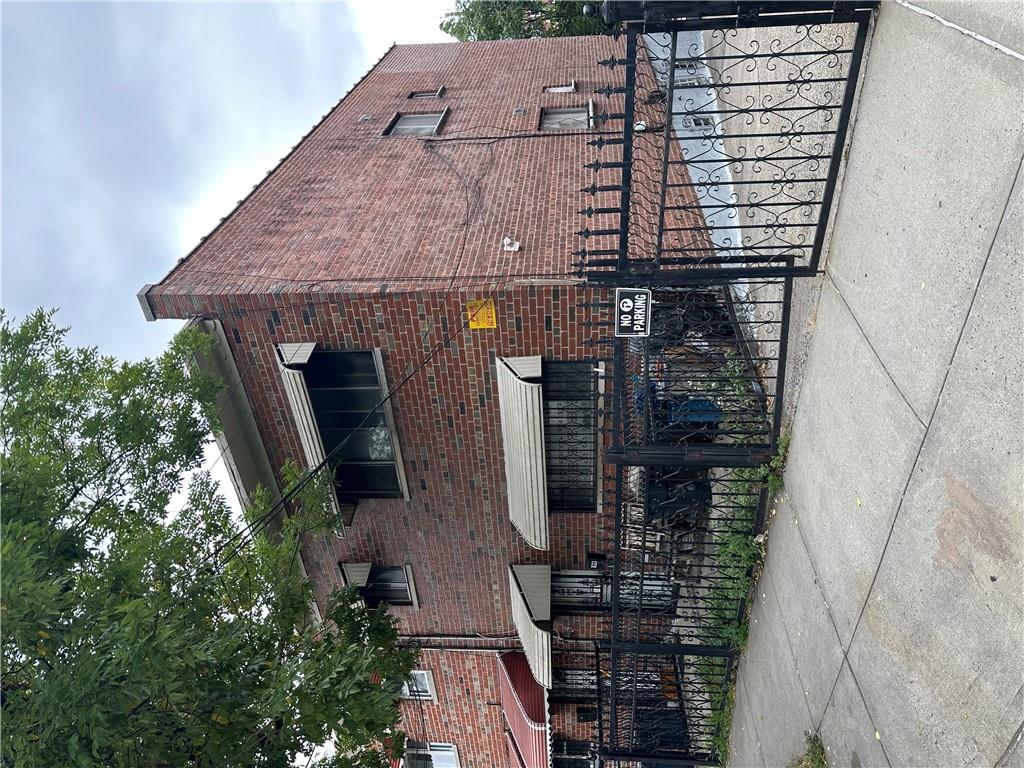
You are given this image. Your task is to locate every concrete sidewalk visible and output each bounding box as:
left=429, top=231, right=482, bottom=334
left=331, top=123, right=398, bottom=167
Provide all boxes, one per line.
left=729, top=2, right=1024, bottom=767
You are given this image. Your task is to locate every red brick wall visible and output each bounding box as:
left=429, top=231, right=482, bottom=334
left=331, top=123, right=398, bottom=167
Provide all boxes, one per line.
left=151, top=283, right=612, bottom=765
left=148, top=36, right=627, bottom=303
left=398, top=649, right=507, bottom=768
left=143, top=35, right=707, bottom=766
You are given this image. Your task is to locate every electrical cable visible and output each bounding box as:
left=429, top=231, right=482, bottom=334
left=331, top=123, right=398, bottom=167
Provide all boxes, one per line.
left=204, top=272, right=526, bottom=576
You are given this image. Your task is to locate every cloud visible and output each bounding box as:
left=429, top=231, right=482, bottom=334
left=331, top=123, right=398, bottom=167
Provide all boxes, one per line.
left=1, top=2, right=376, bottom=359
left=1, top=1, right=454, bottom=512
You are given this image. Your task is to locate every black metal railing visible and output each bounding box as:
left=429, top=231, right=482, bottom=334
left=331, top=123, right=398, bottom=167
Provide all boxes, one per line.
left=579, top=1, right=876, bottom=283
left=600, top=279, right=792, bottom=468
left=590, top=462, right=763, bottom=767
left=612, top=465, right=765, bottom=648
left=577, top=4, right=877, bottom=765
left=543, top=361, right=600, bottom=510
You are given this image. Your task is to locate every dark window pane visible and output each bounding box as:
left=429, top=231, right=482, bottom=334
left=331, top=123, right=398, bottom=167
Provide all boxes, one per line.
left=363, top=565, right=411, bottom=607
left=321, top=425, right=395, bottom=461
left=299, top=350, right=403, bottom=501
left=316, top=410, right=387, bottom=431
left=334, top=463, right=401, bottom=500
left=302, top=350, right=379, bottom=389
left=308, top=387, right=384, bottom=414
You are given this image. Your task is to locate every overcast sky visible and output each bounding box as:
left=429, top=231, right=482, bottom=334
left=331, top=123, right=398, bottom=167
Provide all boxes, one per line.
left=2, top=1, right=452, bottom=360
left=2, top=2, right=453, bottom=512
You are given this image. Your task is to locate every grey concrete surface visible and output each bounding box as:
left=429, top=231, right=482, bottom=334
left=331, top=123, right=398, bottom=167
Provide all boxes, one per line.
left=729, top=2, right=1024, bottom=766
left=783, top=283, right=925, bottom=646
left=732, top=674, right=767, bottom=768
left=915, top=0, right=1024, bottom=55
left=736, top=570, right=815, bottom=767
left=825, top=1, right=1024, bottom=421
left=760, top=497, right=845, bottom=725
left=819, top=661, right=890, bottom=768
left=846, top=173, right=1023, bottom=768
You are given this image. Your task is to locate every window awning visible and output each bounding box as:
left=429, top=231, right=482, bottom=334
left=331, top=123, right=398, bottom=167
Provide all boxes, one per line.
left=276, top=343, right=345, bottom=532
left=498, top=652, right=550, bottom=768
left=340, top=562, right=372, bottom=588
left=495, top=356, right=548, bottom=550
left=508, top=565, right=551, bottom=689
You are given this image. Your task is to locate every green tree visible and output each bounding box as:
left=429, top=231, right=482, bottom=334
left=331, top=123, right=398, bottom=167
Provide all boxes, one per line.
left=440, top=0, right=606, bottom=41
left=0, top=310, right=416, bottom=767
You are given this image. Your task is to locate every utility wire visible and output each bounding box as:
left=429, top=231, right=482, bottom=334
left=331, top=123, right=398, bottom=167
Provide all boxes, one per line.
left=205, top=275, right=517, bottom=575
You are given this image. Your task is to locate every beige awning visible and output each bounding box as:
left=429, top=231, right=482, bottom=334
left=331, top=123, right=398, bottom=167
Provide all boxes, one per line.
left=276, top=343, right=345, bottom=534
left=340, top=562, right=372, bottom=588
left=495, top=357, right=548, bottom=550
left=508, top=564, right=551, bottom=688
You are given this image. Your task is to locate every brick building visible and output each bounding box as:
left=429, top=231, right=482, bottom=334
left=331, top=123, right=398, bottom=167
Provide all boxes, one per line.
left=138, top=35, right=687, bottom=768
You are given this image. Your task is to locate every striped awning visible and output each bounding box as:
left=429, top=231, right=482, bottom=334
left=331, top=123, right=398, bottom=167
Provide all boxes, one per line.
left=508, top=565, right=551, bottom=689
left=498, top=652, right=549, bottom=768
left=495, top=356, right=548, bottom=550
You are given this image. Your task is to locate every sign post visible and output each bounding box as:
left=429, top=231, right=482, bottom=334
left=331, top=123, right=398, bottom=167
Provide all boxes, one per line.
left=614, top=288, right=652, bottom=337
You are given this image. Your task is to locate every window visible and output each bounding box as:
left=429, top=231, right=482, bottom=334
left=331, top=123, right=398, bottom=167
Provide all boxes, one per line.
left=544, top=80, right=576, bottom=93
left=552, top=739, right=598, bottom=768
left=409, top=86, right=446, bottom=99
left=551, top=571, right=676, bottom=613
left=673, top=72, right=709, bottom=88
left=386, top=110, right=448, bottom=136
left=404, top=742, right=460, bottom=768
left=551, top=669, right=600, bottom=703
left=401, top=670, right=436, bottom=701
left=362, top=565, right=416, bottom=608
left=683, top=115, right=715, bottom=129
left=297, top=350, right=408, bottom=501
left=542, top=362, right=597, bottom=509
left=540, top=106, right=590, bottom=131
left=342, top=563, right=419, bottom=609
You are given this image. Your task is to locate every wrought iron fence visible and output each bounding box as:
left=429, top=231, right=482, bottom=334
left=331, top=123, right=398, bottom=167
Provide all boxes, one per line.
left=611, top=464, right=766, bottom=648
left=579, top=1, right=876, bottom=283
left=576, top=3, right=877, bottom=765
left=602, top=648, right=732, bottom=765
left=586, top=278, right=792, bottom=468
left=543, top=361, right=601, bottom=510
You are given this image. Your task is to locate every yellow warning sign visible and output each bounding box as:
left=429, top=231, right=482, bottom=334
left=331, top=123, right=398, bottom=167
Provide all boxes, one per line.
left=466, top=298, right=497, bottom=329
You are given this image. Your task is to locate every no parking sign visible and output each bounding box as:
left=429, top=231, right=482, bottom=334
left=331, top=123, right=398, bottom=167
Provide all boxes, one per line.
left=614, top=288, right=652, bottom=337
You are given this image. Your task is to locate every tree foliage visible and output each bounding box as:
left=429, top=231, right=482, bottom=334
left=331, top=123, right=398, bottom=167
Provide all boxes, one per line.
left=1, top=310, right=416, bottom=767
left=440, top=0, right=606, bottom=41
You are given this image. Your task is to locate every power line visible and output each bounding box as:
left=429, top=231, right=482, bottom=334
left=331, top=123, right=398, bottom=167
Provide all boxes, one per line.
left=204, top=275, right=520, bottom=575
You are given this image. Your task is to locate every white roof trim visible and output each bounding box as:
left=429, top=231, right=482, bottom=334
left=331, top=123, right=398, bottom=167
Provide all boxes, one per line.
left=496, top=356, right=548, bottom=550
left=508, top=565, right=551, bottom=689
left=276, top=345, right=345, bottom=534
left=190, top=319, right=280, bottom=511
left=371, top=349, right=412, bottom=502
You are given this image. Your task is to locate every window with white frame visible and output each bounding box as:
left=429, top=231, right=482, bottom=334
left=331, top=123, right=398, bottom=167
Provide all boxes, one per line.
left=540, top=106, right=590, bottom=131
left=409, top=86, right=446, bottom=99
left=400, top=670, right=436, bottom=701
left=544, top=81, right=576, bottom=93
left=340, top=563, right=419, bottom=609
left=386, top=110, right=448, bottom=136
left=673, top=72, right=709, bottom=87
left=404, top=742, right=460, bottom=768
left=683, top=115, right=715, bottom=129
